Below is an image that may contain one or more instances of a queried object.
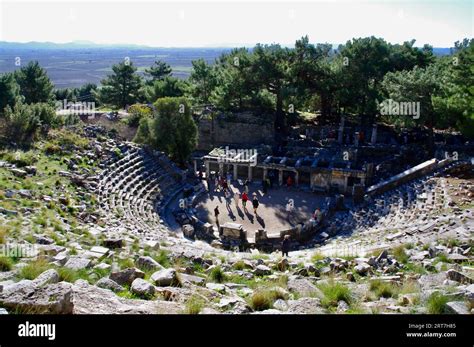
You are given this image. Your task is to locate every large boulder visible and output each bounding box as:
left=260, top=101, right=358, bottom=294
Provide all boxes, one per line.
left=32, top=269, right=60, bottom=287
left=286, top=298, right=325, bottom=314
left=64, top=257, right=91, bottom=270
left=354, top=263, right=371, bottom=276
left=136, top=256, right=163, bottom=271
left=254, top=265, right=272, bottom=276
left=287, top=277, right=322, bottom=298
left=446, top=269, right=473, bottom=284
left=95, top=277, right=124, bottom=293
left=445, top=301, right=470, bottom=314
left=130, top=278, right=156, bottom=298
left=71, top=282, right=183, bottom=314
left=110, top=268, right=145, bottom=286
left=0, top=281, right=73, bottom=314
left=151, top=269, right=179, bottom=287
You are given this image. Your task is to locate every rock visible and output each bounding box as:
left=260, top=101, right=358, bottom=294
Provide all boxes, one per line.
left=35, top=235, right=54, bottom=245
left=179, top=273, right=206, bottom=286
left=0, top=308, right=8, bottom=314
left=150, top=268, right=179, bottom=287
left=446, top=269, right=473, bottom=284
left=411, top=251, right=430, bottom=261
left=18, top=189, right=32, bottom=198
left=254, top=265, right=271, bottom=276
left=205, top=283, right=226, bottom=294
left=0, top=280, right=35, bottom=296
left=89, top=246, right=110, bottom=258
left=337, top=300, right=350, bottom=313
left=136, top=256, right=163, bottom=271
left=445, top=301, right=470, bottom=314
left=376, top=250, right=388, bottom=263
left=217, top=297, right=246, bottom=310
left=277, top=258, right=289, bottom=271
left=304, top=263, right=317, bottom=273
left=465, top=284, right=474, bottom=308
left=286, top=297, right=325, bottom=314
left=110, top=268, right=145, bottom=286
left=273, top=299, right=288, bottom=311
left=71, top=282, right=183, bottom=314
left=0, top=282, right=73, bottom=314
left=295, top=268, right=309, bottom=277
left=354, top=263, right=371, bottom=275
left=74, top=279, right=90, bottom=287
left=24, top=166, right=37, bottom=175
left=144, top=240, right=160, bottom=250
left=130, top=278, right=156, bottom=298
left=52, top=253, right=69, bottom=266
left=64, top=257, right=91, bottom=270
left=32, top=269, right=60, bottom=287
left=95, top=278, right=123, bottom=293
left=447, top=254, right=469, bottom=263
left=346, top=272, right=356, bottom=282
left=103, top=239, right=123, bottom=249
left=10, top=168, right=27, bottom=178
left=0, top=280, right=15, bottom=293
left=287, top=277, right=322, bottom=297
left=182, top=224, right=195, bottom=238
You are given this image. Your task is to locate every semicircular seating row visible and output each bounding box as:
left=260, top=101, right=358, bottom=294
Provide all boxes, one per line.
left=96, top=144, right=183, bottom=236
left=326, top=160, right=466, bottom=236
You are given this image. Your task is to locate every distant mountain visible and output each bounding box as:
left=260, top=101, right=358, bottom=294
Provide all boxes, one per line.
left=0, top=41, right=454, bottom=55
left=0, top=41, right=156, bottom=50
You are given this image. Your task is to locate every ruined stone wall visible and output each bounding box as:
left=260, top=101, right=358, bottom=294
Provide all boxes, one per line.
left=196, top=113, right=275, bottom=150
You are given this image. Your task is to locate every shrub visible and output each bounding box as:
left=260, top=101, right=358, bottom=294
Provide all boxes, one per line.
left=318, top=281, right=352, bottom=308
left=19, top=258, right=51, bottom=280
left=392, top=245, right=409, bottom=264
left=209, top=266, right=226, bottom=283
left=0, top=226, right=7, bottom=244
left=118, top=258, right=135, bottom=270
left=154, top=250, right=170, bottom=268
left=233, top=260, right=246, bottom=270
left=311, top=252, right=325, bottom=262
left=58, top=267, right=90, bottom=283
left=126, top=104, right=152, bottom=127
left=250, top=290, right=275, bottom=311
left=370, top=279, right=398, bottom=299
left=426, top=292, right=449, bottom=314
left=0, top=256, right=13, bottom=271
left=185, top=295, right=205, bottom=314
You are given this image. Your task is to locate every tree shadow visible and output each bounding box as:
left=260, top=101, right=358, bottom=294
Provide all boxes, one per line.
left=256, top=215, right=265, bottom=228
left=245, top=210, right=255, bottom=224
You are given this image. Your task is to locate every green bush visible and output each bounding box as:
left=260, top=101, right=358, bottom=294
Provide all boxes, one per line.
left=250, top=290, right=275, bottom=311
left=426, top=292, right=449, bottom=314
left=392, top=245, right=409, bottom=264
left=19, top=258, right=51, bottom=280
left=185, top=295, right=205, bottom=314
left=0, top=256, right=13, bottom=271
left=370, top=279, right=398, bottom=299
left=318, top=281, right=352, bottom=308
left=209, top=266, right=226, bottom=283
left=57, top=267, right=90, bottom=283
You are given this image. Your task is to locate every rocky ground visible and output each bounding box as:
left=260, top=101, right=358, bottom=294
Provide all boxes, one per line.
left=0, top=125, right=472, bottom=314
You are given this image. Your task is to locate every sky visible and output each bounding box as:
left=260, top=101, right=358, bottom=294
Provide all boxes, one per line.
left=0, top=0, right=472, bottom=47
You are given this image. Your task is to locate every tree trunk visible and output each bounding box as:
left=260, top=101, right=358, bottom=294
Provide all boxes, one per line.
left=275, top=92, right=285, bottom=133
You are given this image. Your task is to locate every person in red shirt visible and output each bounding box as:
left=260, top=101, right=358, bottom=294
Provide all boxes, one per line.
left=287, top=175, right=293, bottom=188
left=241, top=192, right=249, bottom=211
